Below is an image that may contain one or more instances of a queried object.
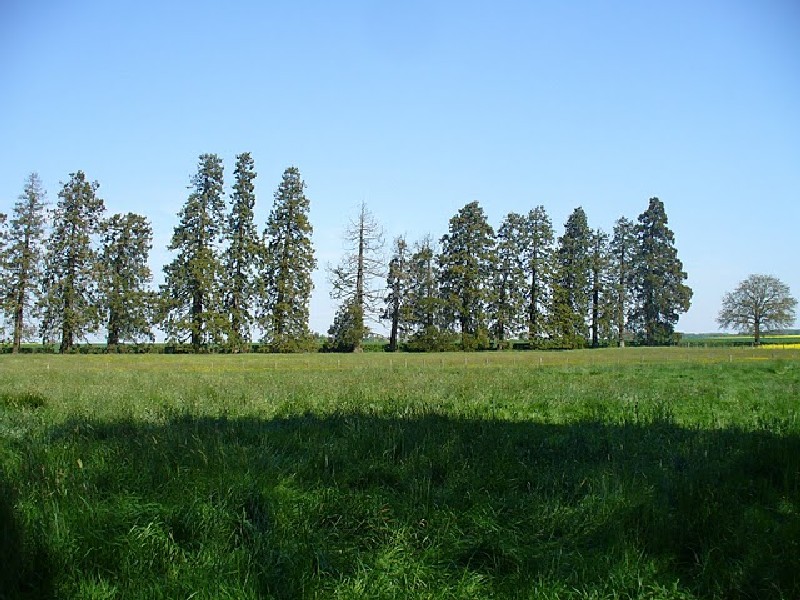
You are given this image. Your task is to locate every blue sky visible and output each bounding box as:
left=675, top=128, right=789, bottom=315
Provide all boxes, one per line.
left=1, top=0, right=798, bottom=336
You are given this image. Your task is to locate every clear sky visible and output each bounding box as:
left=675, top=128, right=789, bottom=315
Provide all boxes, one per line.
left=1, top=0, right=798, bottom=336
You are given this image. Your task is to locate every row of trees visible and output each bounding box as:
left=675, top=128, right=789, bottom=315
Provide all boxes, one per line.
left=1, top=154, right=693, bottom=353
left=328, top=198, right=693, bottom=351
left=0, top=154, right=316, bottom=353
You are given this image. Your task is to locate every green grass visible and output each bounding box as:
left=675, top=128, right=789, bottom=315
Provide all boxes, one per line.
left=1, top=349, right=799, bottom=599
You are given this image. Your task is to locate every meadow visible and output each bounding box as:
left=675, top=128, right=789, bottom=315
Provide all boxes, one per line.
left=1, top=348, right=799, bottom=599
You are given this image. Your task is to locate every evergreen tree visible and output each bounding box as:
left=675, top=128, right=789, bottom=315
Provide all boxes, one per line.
left=631, top=198, right=692, bottom=345
left=2, top=173, right=47, bottom=352
left=262, top=166, right=316, bottom=351
left=491, top=212, right=527, bottom=346
left=438, top=201, right=496, bottom=350
left=224, top=152, right=261, bottom=351
left=551, top=207, right=591, bottom=347
left=40, top=171, right=106, bottom=352
left=609, top=217, right=636, bottom=347
left=99, top=213, right=155, bottom=347
left=404, top=236, right=455, bottom=351
left=382, top=235, right=410, bottom=352
left=325, top=299, right=366, bottom=353
left=328, top=202, right=384, bottom=351
left=589, top=229, right=610, bottom=348
left=161, top=154, right=226, bottom=351
left=523, top=206, right=554, bottom=344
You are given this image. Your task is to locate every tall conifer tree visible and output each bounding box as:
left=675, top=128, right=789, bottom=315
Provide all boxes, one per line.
left=631, top=197, right=692, bottom=345
left=551, top=207, right=591, bottom=347
left=328, top=202, right=383, bottom=351
left=523, top=206, right=554, bottom=344
left=382, top=235, right=410, bottom=352
left=491, top=212, right=527, bottom=345
left=3, top=173, right=47, bottom=352
left=99, top=213, right=155, bottom=347
left=40, top=171, right=105, bottom=352
left=609, top=217, right=636, bottom=347
left=438, top=201, right=496, bottom=350
left=262, top=166, right=316, bottom=351
left=161, top=154, right=226, bottom=351
left=224, top=152, right=261, bottom=351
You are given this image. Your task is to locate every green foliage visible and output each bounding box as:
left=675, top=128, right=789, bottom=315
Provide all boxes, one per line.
left=609, top=217, right=637, bottom=347
left=262, top=166, right=316, bottom=352
left=403, top=325, right=459, bottom=352
left=718, top=274, right=797, bottom=345
left=40, top=171, right=106, bottom=352
left=438, top=201, right=496, bottom=344
left=161, top=154, right=227, bottom=351
left=405, top=236, right=444, bottom=335
left=551, top=207, right=591, bottom=347
left=383, top=236, right=411, bottom=352
left=325, top=300, right=367, bottom=352
left=99, top=213, right=155, bottom=346
left=632, top=198, right=692, bottom=345
left=2, top=173, right=48, bottom=352
left=490, top=213, right=527, bottom=345
left=523, top=206, right=555, bottom=343
left=224, top=152, right=262, bottom=351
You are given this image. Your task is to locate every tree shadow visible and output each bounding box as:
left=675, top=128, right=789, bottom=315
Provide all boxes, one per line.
left=4, top=412, right=800, bottom=598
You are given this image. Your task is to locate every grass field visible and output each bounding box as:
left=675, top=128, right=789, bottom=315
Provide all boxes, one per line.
left=1, top=348, right=799, bottom=599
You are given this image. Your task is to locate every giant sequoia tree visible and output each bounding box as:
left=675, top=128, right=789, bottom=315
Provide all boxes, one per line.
left=438, top=201, right=496, bottom=349
left=631, top=198, right=692, bottom=345
left=161, top=154, right=226, bottom=350
left=262, top=166, right=316, bottom=351
left=99, top=213, right=155, bottom=346
left=3, top=173, right=47, bottom=352
left=40, top=171, right=106, bottom=352
left=224, top=152, right=261, bottom=351
left=609, top=217, right=637, bottom=347
left=491, top=213, right=527, bottom=345
left=551, top=207, right=591, bottom=347
left=382, top=235, right=410, bottom=352
left=523, top=206, right=554, bottom=343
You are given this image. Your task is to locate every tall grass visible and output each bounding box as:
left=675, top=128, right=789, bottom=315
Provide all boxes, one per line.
left=1, top=348, right=798, bottom=598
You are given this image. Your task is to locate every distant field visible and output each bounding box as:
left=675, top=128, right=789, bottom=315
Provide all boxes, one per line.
left=682, top=334, right=800, bottom=348
left=1, top=348, right=799, bottom=599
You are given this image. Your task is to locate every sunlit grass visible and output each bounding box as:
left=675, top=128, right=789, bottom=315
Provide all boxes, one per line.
left=1, top=348, right=798, bottom=598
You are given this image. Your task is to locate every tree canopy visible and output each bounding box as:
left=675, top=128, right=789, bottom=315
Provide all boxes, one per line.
left=717, top=274, right=797, bottom=345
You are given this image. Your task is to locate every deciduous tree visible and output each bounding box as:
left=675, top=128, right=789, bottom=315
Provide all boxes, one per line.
left=717, top=274, right=797, bottom=345
left=40, top=171, right=106, bottom=352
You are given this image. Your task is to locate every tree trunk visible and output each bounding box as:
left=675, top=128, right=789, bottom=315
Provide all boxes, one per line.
left=12, top=292, right=24, bottom=353
left=192, top=290, right=203, bottom=352
left=389, top=297, right=399, bottom=352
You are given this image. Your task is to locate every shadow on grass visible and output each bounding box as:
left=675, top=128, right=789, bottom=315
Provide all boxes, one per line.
left=3, top=413, right=800, bottom=598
